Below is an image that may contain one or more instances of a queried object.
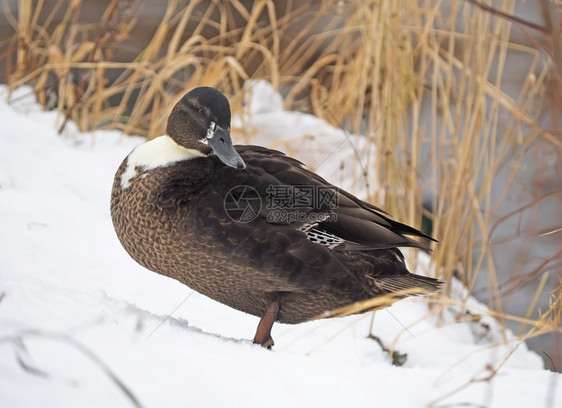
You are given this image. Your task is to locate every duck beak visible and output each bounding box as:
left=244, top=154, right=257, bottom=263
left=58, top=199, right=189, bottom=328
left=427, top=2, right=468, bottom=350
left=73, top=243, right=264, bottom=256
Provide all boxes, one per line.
left=207, top=124, right=246, bottom=170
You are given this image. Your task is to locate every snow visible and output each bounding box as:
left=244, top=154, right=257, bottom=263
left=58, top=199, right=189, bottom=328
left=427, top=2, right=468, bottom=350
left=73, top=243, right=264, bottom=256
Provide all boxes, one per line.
left=0, top=82, right=560, bottom=408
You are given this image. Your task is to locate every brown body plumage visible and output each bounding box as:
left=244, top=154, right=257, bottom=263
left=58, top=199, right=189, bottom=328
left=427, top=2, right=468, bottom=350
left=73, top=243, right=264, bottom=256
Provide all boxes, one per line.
left=110, top=87, right=442, bottom=346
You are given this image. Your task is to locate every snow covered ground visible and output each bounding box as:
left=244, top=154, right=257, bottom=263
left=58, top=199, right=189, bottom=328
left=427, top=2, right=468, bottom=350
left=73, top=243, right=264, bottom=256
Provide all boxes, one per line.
left=0, top=83, right=560, bottom=407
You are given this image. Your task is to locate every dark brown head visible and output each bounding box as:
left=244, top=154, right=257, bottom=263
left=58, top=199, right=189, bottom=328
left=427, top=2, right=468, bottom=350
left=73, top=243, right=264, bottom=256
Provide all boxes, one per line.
left=166, top=87, right=246, bottom=169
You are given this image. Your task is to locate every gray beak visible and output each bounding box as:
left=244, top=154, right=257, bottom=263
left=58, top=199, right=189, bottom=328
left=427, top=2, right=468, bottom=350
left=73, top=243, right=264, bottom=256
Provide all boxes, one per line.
left=207, top=124, right=246, bottom=170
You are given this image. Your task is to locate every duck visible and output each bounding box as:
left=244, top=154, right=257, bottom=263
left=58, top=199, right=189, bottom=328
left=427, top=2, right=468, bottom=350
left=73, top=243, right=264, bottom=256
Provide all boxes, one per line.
left=110, top=86, right=442, bottom=347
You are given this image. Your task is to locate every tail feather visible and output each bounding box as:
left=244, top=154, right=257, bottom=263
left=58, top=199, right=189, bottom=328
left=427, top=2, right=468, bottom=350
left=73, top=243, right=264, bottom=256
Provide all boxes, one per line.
left=316, top=273, right=443, bottom=320
left=376, top=274, right=442, bottom=295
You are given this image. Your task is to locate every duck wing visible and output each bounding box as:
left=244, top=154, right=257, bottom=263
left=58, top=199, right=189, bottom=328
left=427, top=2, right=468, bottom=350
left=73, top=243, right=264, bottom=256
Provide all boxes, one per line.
left=233, top=146, right=434, bottom=250
left=161, top=146, right=434, bottom=292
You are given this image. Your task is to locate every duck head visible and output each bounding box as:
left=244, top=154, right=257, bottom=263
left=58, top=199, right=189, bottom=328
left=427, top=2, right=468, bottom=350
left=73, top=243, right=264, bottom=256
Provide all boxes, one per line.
left=166, top=87, right=246, bottom=170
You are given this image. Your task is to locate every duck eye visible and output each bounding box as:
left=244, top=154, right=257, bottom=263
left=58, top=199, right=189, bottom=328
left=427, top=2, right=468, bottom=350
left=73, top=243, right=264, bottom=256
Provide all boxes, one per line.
left=198, top=108, right=205, bottom=116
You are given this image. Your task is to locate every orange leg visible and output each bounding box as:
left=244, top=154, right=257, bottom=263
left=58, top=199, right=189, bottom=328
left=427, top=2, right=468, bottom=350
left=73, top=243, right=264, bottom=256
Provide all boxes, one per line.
left=253, top=300, right=280, bottom=348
